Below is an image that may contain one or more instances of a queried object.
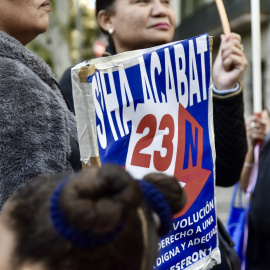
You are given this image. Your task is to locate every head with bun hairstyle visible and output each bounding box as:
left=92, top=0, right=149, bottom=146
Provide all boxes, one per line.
left=0, top=164, right=185, bottom=270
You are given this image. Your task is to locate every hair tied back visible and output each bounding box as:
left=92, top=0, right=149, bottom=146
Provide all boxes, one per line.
left=137, top=180, right=173, bottom=236
left=50, top=177, right=124, bottom=248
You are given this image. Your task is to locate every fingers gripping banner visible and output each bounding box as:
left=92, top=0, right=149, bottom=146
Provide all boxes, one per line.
left=72, top=34, right=221, bottom=269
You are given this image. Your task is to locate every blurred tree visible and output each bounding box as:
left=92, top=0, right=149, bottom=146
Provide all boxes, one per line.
left=27, top=0, right=101, bottom=79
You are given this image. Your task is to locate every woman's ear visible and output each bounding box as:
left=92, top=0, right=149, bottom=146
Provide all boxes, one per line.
left=97, top=10, right=113, bottom=34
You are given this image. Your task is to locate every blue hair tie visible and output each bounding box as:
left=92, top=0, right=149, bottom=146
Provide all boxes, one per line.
left=50, top=178, right=123, bottom=248
left=137, top=180, right=173, bottom=236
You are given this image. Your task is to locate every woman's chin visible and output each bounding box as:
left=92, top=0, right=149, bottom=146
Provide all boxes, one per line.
left=36, top=23, right=50, bottom=36
left=36, top=16, right=50, bottom=34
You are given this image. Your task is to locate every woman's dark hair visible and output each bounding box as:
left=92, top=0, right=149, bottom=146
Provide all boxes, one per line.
left=4, top=164, right=185, bottom=270
left=95, top=0, right=115, bottom=17
left=95, top=0, right=116, bottom=49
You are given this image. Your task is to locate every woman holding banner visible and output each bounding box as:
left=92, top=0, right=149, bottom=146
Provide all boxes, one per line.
left=97, top=0, right=248, bottom=187
left=0, top=0, right=81, bottom=208
left=60, top=0, right=248, bottom=187
left=96, top=3, right=248, bottom=269
left=60, top=1, right=247, bottom=269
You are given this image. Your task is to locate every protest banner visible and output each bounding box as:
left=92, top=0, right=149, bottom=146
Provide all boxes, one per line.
left=72, top=33, right=221, bottom=269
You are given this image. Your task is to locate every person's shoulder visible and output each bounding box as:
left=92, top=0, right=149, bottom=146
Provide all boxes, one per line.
left=59, top=66, right=73, bottom=82
left=0, top=56, right=52, bottom=110
left=59, top=66, right=74, bottom=87
left=0, top=56, right=19, bottom=73
left=0, top=56, right=36, bottom=81
left=0, top=55, right=47, bottom=86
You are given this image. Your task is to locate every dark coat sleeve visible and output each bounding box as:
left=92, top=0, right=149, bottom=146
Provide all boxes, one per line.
left=59, top=67, right=75, bottom=114
left=213, top=86, right=247, bottom=187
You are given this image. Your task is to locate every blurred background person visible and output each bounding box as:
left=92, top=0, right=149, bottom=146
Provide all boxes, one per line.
left=239, top=109, right=270, bottom=270
left=0, top=0, right=82, bottom=208
left=0, top=164, right=186, bottom=270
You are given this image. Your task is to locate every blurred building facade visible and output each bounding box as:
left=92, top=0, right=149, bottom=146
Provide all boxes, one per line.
left=172, top=0, right=270, bottom=117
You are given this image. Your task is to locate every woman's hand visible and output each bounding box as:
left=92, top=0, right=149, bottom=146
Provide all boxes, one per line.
left=212, top=33, right=248, bottom=90
left=239, top=113, right=267, bottom=192
left=246, top=114, right=267, bottom=147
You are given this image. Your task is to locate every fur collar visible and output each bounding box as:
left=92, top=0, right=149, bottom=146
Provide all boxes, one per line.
left=0, top=30, right=56, bottom=88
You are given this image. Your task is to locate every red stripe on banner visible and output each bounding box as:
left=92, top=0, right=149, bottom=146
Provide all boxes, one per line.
left=174, top=104, right=211, bottom=217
